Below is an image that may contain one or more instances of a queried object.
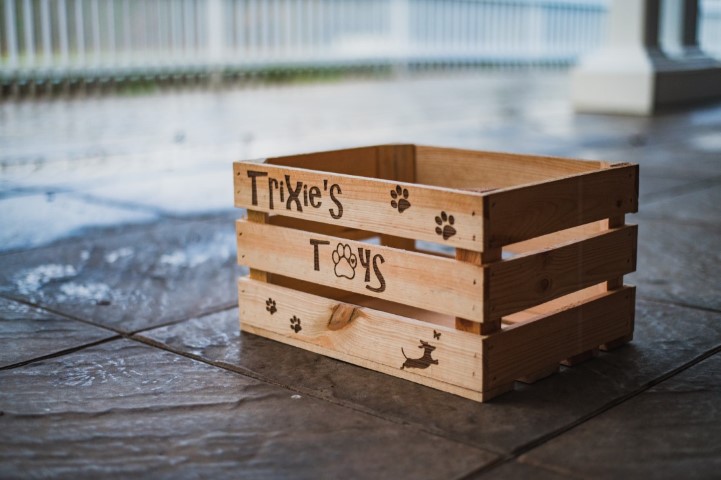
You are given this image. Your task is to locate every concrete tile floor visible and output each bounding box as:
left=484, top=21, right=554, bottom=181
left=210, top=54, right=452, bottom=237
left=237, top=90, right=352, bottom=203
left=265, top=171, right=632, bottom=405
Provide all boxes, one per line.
left=1, top=72, right=720, bottom=478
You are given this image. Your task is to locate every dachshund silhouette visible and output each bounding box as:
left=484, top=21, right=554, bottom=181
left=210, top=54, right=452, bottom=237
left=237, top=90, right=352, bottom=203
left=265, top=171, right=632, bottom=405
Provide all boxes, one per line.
left=401, top=340, right=438, bottom=370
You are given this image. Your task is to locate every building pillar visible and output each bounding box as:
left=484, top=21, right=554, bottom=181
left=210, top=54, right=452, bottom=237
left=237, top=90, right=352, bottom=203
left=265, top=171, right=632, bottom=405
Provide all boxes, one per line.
left=572, top=0, right=721, bottom=115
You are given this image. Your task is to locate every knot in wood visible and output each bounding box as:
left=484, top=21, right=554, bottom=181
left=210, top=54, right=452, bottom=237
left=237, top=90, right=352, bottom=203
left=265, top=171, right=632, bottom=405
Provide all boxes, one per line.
left=328, top=303, right=358, bottom=331
left=537, top=277, right=552, bottom=294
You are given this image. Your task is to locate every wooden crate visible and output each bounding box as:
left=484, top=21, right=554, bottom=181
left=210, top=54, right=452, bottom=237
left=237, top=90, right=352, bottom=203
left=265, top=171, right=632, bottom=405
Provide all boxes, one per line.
left=233, top=144, right=638, bottom=402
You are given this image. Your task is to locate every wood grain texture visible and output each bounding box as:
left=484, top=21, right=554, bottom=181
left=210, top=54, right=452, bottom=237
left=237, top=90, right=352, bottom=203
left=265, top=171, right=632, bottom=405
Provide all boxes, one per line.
left=376, top=144, right=416, bottom=183
left=269, top=215, right=377, bottom=241
left=265, top=145, right=381, bottom=178
left=238, top=278, right=487, bottom=400
left=247, top=210, right=269, bottom=283
left=455, top=248, right=502, bottom=334
left=487, top=226, right=637, bottom=321
left=483, top=286, right=636, bottom=389
left=236, top=220, right=485, bottom=321
left=234, top=161, right=485, bottom=250
left=415, top=146, right=602, bottom=189
left=266, top=144, right=416, bottom=182
left=484, top=163, right=638, bottom=248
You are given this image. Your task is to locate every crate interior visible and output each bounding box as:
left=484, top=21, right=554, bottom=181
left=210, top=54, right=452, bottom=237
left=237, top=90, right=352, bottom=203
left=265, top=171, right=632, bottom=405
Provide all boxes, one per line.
left=266, top=144, right=607, bottom=190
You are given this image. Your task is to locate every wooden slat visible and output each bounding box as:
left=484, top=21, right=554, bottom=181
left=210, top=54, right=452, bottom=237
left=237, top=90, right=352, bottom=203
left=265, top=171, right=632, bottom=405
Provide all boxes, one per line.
left=247, top=210, right=269, bottom=283
left=504, top=220, right=605, bottom=256
left=234, top=161, right=485, bottom=250
left=484, top=163, right=639, bottom=248
left=236, top=220, right=484, bottom=321
left=238, top=278, right=486, bottom=400
left=455, top=248, right=502, bottom=334
left=415, top=146, right=602, bottom=189
left=483, top=286, right=636, bottom=389
left=487, top=225, right=637, bottom=321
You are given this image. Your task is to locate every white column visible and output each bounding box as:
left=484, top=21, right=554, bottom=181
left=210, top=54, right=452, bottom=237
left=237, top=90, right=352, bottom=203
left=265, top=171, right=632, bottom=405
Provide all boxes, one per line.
left=572, top=0, right=721, bottom=115
left=5, top=0, right=19, bottom=70
left=207, top=0, right=225, bottom=84
left=572, top=0, right=659, bottom=115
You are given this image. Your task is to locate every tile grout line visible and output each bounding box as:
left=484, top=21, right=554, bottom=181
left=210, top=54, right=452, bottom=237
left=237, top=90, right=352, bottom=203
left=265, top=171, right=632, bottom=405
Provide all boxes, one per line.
left=457, top=344, right=721, bottom=479
left=634, top=214, right=721, bottom=231
left=128, top=302, right=238, bottom=335
left=640, top=174, right=721, bottom=205
left=0, top=293, right=126, bottom=335
left=637, top=293, right=721, bottom=316
left=0, top=336, right=121, bottom=371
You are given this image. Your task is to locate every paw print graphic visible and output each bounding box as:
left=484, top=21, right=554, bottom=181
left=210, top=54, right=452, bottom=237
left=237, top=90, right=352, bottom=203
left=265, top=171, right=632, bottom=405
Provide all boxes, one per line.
left=435, top=211, right=456, bottom=240
left=332, top=243, right=357, bottom=280
left=290, top=315, right=302, bottom=333
left=265, top=298, right=277, bottom=315
left=390, top=185, right=411, bottom=213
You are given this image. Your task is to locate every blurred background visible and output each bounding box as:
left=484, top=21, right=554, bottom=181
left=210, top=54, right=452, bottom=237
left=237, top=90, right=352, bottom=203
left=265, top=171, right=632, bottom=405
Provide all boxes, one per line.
left=1, top=0, right=720, bottom=252
left=1, top=0, right=720, bottom=91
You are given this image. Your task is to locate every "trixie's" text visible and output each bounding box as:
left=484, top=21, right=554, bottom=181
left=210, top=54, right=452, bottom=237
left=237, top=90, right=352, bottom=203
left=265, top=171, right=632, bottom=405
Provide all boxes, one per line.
left=247, top=170, right=344, bottom=219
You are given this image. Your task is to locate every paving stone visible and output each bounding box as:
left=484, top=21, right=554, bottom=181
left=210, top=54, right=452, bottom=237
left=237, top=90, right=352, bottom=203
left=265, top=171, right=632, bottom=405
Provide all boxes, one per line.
left=472, top=460, right=572, bottom=480
left=517, top=353, right=721, bottom=479
left=0, top=192, right=158, bottom=253
left=631, top=218, right=721, bottom=311
left=139, top=296, right=721, bottom=455
left=637, top=174, right=698, bottom=204
left=0, top=218, right=242, bottom=333
left=0, top=338, right=495, bottom=479
left=639, top=181, right=721, bottom=228
left=0, top=296, right=115, bottom=368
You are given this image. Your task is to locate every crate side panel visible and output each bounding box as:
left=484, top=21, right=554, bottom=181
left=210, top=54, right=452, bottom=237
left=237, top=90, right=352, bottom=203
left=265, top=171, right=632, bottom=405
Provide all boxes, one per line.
left=236, top=220, right=485, bottom=321
left=238, top=278, right=486, bottom=399
left=234, top=161, right=485, bottom=250
left=488, top=225, right=637, bottom=320
left=415, top=146, right=602, bottom=189
left=484, top=286, right=636, bottom=388
left=486, top=164, right=638, bottom=247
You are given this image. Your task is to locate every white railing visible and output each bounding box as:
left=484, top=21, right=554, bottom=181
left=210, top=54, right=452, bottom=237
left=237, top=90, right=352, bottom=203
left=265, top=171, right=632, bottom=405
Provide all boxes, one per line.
left=0, top=0, right=719, bottom=83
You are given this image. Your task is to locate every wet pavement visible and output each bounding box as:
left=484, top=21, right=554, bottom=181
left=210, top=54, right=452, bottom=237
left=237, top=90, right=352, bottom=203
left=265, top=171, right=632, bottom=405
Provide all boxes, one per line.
left=1, top=72, right=721, bottom=479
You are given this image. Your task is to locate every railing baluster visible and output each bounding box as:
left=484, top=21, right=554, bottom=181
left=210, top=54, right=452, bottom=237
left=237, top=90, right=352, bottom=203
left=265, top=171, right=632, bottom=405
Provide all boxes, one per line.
left=5, top=0, right=19, bottom=70
left=23, top=0, right=35, bottom=68
left=58, top=0, right=69, bottom=71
